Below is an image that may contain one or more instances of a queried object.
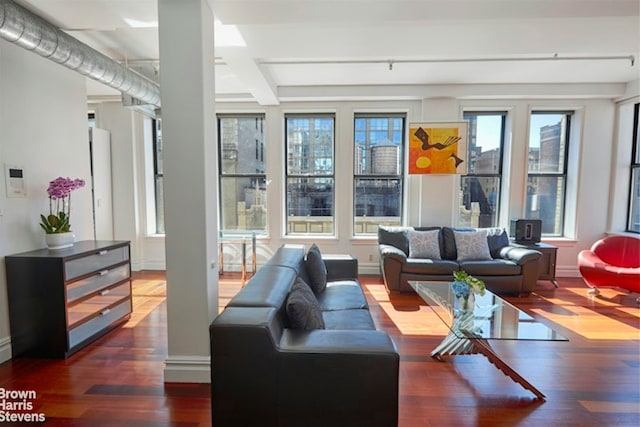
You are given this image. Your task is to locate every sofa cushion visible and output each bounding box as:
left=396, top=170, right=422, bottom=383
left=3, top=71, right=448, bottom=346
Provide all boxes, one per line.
left=378, top=226, right=412, bottom=255
left=441, top=227, right=473, bottom=260
left=286, top=278, right=325, bottom=330
left=486, top=228, right=510, bottom=258
left=459, top=259, right=521, bottom=276
left=403, top=258, right=459, bottom=275
left=408, top=229, right=441, bottom=259
left=453, top=229, right=492, bottom=261
left=322, top=309, right=376, bottom=330
left=305, top=243, right=327, bottom=294
left=316, top=280, right=368, bottom=311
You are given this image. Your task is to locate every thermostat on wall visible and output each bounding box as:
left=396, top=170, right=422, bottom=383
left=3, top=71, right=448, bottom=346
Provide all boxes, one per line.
left=5, top=165, right=27, bottom=198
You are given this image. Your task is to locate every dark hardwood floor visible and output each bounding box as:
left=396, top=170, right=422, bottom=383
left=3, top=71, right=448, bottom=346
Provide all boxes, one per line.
left=1, top=271, right=638, bottom=426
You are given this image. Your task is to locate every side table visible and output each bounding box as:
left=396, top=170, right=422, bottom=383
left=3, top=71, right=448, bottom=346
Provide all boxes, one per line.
left=511, top=241, right=558, bottom=287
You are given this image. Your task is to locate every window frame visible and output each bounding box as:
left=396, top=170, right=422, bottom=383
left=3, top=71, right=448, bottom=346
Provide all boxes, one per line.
left=627, top=103, right=640, bottom=233
left=284, top=113, right=336, bottom=236
left=217, top=113, right=267, bottom=236
left=526, top=110, right=573, bottom=237
left=352, top=113, right=406, bottom=235
left=459, top=111, right=507, bottom=228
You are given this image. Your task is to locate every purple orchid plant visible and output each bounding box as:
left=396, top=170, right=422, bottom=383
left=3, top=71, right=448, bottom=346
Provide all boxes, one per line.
left=40, top=177, right=85, bottom=234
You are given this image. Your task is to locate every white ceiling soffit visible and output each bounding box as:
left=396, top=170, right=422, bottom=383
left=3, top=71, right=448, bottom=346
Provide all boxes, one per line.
left=13, top=0, right=640, bottom=104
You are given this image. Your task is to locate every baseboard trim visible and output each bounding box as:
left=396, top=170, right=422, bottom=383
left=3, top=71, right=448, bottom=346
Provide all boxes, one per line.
left=0, top=336, right=12, bottom=363
left=557, top=266, right=580, bottom=278
left=164, top=355, right=210, bottom=383
left=359, top=262, right=380, bottom=276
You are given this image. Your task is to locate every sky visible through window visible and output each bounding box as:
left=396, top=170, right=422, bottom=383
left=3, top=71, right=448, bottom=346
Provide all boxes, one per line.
left=529, top=114, right=562, bottom=148
left=475, top=115, right=502, bottom=150
left=474, top=114, right=560, bottom=149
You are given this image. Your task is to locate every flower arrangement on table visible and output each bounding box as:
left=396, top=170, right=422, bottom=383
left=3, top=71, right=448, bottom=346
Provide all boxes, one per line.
left=450, top=270, right=486, bottom=312
left=40, top=177, right=85, bottom=234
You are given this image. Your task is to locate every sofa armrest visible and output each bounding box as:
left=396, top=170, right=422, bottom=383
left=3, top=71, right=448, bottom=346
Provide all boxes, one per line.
left=378, top=244, right=407, bottom=293
left=278, top=329, right=399, bottom=426
left=499, top=246, right=541, bottom=265
left=323, top=254, right=358, bottom=281
left=379, top=244, right=407, bottom=262
left=499, top=246, right=542, bottom=294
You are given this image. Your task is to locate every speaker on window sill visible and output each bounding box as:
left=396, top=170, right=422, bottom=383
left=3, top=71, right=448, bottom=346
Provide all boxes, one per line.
left=510, top=219, right=542, bottom=244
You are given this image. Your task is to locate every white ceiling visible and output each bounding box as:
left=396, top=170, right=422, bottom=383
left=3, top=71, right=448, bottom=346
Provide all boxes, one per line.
left=14, top=0, right=640, bottom=105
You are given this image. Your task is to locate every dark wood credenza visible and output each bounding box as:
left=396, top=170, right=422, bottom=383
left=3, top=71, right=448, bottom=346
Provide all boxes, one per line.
left=5, top=240, right=132, bottom=358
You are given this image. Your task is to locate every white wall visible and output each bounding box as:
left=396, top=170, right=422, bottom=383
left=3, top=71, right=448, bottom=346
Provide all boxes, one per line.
left=92, top=102, right=144, bottom=269
left=0, top=41, right=94, bottom=363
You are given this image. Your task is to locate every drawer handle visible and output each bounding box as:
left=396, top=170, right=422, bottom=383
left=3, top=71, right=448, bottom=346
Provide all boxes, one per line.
left=100, top=309, right=111, bottom=316
left=99, top=289, right=110, bottom=296
left=98, top=250, right=108, bottom=255
left=98, top=270, right=109, bottom=276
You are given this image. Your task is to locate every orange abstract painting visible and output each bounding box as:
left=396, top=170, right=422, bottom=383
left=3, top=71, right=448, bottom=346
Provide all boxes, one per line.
left=408, top=122, right=468, bottom=174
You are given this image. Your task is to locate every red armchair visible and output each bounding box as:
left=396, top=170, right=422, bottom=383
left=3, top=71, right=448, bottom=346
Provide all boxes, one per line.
left=578, top=235, right=640, bottom=298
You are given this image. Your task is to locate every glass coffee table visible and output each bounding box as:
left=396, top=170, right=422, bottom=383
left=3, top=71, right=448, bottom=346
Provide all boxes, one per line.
left=409, top=280, right=568, bottom=400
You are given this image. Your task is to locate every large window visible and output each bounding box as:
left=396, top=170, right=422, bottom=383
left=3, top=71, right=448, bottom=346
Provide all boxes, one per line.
left=153, top=118, right=164, bottom=234
left=459, top=112, right=505, bottom=227
left=285, top=114, right=335, bottom=235
left=353, top=114, right=405, bottom=235
left=526, top=111, right=572, bottom=236
left=218, top=114, right=267, bottom=235
left=628, top=103, right=640, bottom=233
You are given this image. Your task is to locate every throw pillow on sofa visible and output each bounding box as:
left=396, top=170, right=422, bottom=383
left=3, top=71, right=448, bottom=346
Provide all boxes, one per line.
left=305, top=243, right=327, bottom=294
left=408, top=229, right=441, bottom=259
left=453, top=229, right=492, bottom=261
left=486, top=227, right=510, bottom=258
left=286, top=278, right=326, bottom=330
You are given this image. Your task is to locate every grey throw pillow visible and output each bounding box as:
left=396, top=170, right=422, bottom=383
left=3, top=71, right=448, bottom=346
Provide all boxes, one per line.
left=286, top=278, right=325, bottom=330
left=408, top=229, right=441, bottom=259
left=305, top=243, right=327, bottom=294
left=453, top=229, right=492, bottom=261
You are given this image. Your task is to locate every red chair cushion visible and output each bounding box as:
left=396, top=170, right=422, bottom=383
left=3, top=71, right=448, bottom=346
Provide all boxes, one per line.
left=592, top=235, right=640, bottom=268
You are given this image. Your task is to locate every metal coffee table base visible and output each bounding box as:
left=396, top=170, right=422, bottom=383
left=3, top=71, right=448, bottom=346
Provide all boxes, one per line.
left=431, top=325, right=546, bottom=400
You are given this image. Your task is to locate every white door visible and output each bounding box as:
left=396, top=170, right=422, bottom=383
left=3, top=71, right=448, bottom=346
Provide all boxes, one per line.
left=89, top=127, right=114, bottom=240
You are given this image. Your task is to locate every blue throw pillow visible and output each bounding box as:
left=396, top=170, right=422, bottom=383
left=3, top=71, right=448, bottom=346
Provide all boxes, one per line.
left=486, top=227, right=510, bottom=258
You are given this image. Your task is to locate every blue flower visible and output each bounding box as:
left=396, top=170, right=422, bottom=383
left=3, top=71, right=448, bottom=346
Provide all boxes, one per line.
left=450, top=280, right=470, bottom=298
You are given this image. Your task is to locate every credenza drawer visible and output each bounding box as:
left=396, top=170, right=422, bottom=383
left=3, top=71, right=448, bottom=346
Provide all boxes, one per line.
left=68, top=300, right=131, bottom=349
left=66, top=264, right=130, bottom=303
left=65, top=245, right=130, bottom=281
left=67, top=282, right=131, bottom=328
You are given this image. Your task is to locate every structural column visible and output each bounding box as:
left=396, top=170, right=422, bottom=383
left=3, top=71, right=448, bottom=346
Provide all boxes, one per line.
left=158, top=0, right=218, bottom=382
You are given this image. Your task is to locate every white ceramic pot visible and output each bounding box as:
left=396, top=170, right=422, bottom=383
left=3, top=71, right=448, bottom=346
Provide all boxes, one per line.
left=45, top=232, right=75, bottom=250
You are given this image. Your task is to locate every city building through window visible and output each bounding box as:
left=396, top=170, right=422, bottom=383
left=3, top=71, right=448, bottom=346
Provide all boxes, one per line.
left=285, top=114, right=335, bottom=235
left=526, top=111, right=572, bottom=236
left=218, top=114, right=267, bottom=235
left=459, top=112, right=506, bottom=228
left=353, top=114, right=405, bottom=235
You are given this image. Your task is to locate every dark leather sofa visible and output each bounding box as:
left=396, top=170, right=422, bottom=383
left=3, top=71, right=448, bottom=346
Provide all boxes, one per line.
left=210, top=244, right=399, bottom=427
left=378, top=225, right=542, bottom=295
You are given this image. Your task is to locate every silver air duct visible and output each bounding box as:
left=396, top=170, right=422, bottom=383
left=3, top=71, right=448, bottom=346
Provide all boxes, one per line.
left=0, top=0, right=160, bottom=107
